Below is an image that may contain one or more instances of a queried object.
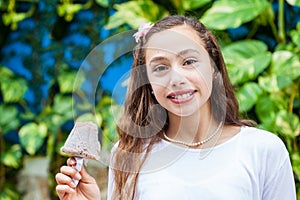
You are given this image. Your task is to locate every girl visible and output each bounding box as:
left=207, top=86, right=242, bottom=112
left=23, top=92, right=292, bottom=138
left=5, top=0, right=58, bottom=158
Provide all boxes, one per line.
left=55, top=15, right=296, bottom=200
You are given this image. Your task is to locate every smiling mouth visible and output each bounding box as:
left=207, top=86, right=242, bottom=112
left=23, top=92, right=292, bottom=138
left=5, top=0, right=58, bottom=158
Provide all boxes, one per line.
left=167, top=90, right=196, bottom=100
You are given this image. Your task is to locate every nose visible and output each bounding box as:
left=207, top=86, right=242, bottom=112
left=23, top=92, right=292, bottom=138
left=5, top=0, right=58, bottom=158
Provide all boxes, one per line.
left=169, top=68, right=186, bottom=87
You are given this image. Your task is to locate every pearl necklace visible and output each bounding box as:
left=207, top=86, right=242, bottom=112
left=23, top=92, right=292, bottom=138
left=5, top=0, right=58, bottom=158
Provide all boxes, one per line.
left=163, top=122, right=223, bottom=147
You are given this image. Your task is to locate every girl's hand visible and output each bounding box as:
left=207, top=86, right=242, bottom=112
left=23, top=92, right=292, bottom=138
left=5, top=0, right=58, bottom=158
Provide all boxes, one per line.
left=55, top=158, right=101, bottom=200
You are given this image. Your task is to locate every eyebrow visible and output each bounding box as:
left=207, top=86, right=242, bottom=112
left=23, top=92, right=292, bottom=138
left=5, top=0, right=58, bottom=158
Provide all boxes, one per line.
left=177, top=49, right=202, bottom=57
left=148, top=49, right=202, bottom=65
left=149, top=56, right=167, bottom=65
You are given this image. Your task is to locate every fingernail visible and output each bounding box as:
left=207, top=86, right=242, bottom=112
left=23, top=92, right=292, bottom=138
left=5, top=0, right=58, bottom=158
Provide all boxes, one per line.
left=75, top=173, right=81, bottom=180
left=70, top=181, right=76, bottom=188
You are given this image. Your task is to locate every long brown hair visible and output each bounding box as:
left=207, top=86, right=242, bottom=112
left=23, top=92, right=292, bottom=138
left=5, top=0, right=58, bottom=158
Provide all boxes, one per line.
left=111, top=15, right=253, bottom=199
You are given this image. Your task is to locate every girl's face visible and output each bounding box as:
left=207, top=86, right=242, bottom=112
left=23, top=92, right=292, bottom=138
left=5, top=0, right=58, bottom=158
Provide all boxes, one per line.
left=145, top=25, right=214, bottom=117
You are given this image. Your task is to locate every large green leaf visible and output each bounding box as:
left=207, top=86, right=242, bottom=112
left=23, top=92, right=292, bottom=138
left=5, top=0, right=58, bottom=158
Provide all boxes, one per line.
left=0, top=77, right=27, bottom=103
left=76, top=112, right=103, bottom=127
left=258, top=74, right=293, bottom=92
left=53, top=94, right=72, bottom=117
left=171, top=0, right=211, bottom=13
left=95, top=0, right=109, bottom=7
left=286, top=0, right=300, bottom=6
left=223, top=40, right=271, bottom=85
left=58, top=70, right=77, bottom=94
left=0, top=144, right=22, bottom=168
left=0, top=66, right=14, bottom=79
left=182, top=0, right=211, bottom=10
left=0, top=184, right=20, bottom=200
left=0, top=105, right=20, bottom=134
left=200, top=0, right=268, bottom=30
left=236, top=82, right=263, bottom=112
left=255, top=95, right=286, bottom=127
left=105, top=1, right=168, bottom=29
left=97, top=96, right=122, bottom=151
left=275, top=110, right=300, bottom=137
left=291, top=152, right=300, bottom=186
left=19, top=122, right=48, bottom=155
left=271, top=51, right=300, bottom=80
left=290, top=28, right=300, bottom=47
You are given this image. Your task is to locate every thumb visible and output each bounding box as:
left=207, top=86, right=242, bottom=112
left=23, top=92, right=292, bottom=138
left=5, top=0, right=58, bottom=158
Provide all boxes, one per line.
left=79, top=165, right=95, bottom=184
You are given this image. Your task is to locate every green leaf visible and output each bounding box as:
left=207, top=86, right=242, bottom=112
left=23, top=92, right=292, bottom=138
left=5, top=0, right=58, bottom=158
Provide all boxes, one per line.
left=291, top=152, right=300, bottom=184
left=223, top=40, right=271, bottom=85
left=171, top=0, right=211, bottom=13
left=236, top=82, right=263, bottom=112
left=53, top=94, right=72, bottom=117
left=76, top=112, right=103, bottom=127
left=19, top=122, right=48, bottom=155
left=255, top=95, right=285, bottom=126
left=0, top=105, right=20, bottom=134
left=105, top=1, right=168, bottom=29
left=0, top=144, right=22, bottom=168
left=271, top=51, right=300, bottom=80
left=0, top=78, right=27, bottom=103
left=275, top=110, right=300, bottom=137
left=258, top=74, right=293, bottom=92
left=286, top=0, right=300, bottom=7
left=58, top=70, right=77, bottom=93
left=0, top=66, right=28, bottom=103
left=182, top=0, right=211, bottom=10
left=0, top=184, right=20, bottom=200
left=290, top=29, right=300, bottom=47
left=104, top=11, right=127, bottom=30
left=95, top=0, right=109, bottom=7
left=0, top=66, right=14, bottom=79
left=200, top=0, right=268, bottom=30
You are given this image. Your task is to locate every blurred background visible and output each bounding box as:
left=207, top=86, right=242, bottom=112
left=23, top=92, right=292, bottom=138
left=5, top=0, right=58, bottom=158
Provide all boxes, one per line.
left=0, top=0, right=299, bottom=199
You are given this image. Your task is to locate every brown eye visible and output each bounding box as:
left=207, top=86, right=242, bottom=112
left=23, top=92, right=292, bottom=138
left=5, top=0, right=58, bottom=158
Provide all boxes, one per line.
left=183, top=59, right=197, bottom=66
left=154, top=65, right=168, bottom=72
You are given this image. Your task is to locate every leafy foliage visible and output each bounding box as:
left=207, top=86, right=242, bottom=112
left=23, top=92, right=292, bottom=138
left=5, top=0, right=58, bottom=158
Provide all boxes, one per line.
left=0, top=0, right=299, bottom=199
left=106, top=0, right=299, bottom=197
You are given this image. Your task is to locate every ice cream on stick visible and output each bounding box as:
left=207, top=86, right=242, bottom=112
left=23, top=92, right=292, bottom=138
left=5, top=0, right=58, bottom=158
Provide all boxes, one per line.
left=61, top=121, right=101, bottom=161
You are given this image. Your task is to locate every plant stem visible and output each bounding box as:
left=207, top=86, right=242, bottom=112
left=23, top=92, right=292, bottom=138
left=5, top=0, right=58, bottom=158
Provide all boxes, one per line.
left=289, top=80, right=299, bottom=113
left=289, top=91, right=296, bottom=113
left=278, top=0, right=286, bottom=43
left=0, top=132, right=6, bottom=190
left=266, top=2, right=280, bottom=43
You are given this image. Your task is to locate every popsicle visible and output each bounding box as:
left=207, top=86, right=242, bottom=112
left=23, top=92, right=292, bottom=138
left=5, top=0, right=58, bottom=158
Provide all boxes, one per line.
left=61, top=121, right=101, bottom=160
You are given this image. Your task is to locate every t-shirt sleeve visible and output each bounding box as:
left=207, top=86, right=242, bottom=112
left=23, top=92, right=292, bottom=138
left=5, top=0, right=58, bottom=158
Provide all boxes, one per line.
left=107, top=141, right=119, bottom=200
left=107, top=166, right=115, bottom=200
left=261, top=138, right=296, bottom=200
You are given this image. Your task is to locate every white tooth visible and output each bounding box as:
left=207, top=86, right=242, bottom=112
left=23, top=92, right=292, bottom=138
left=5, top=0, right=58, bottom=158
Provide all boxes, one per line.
left=176, top=93, right=189, bottom=99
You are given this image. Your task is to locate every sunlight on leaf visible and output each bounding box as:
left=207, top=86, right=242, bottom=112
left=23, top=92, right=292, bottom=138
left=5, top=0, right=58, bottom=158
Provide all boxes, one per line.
left=258, top=75, right=293, bottom=92
left=223, top=40, right=271, bottom=85
left=0, top=144, right=22, bottom=168
left=105, top=1, right=168, bottom=29
left=0, top=105, right=20, bottom=134
left=200, top=0, right=267, bottom=29
left=19, top=122, right=48, bottom=155
left=236, top=82, right=263, bottom=112
left=255, top=95, right=286, bottom=127
left=275, top=110, right=300, bottom=137
left=271, top=51, right=300, bottom=80
left=286, top=0, right=300, bottom=6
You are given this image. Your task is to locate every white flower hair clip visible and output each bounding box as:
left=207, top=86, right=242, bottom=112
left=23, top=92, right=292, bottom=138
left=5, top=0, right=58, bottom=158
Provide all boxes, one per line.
left=133, top=22, right=153, bottom=43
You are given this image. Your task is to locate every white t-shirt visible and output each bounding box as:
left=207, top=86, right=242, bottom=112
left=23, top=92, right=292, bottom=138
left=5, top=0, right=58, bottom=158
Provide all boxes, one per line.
left=107, top=126, right=296, bottom=200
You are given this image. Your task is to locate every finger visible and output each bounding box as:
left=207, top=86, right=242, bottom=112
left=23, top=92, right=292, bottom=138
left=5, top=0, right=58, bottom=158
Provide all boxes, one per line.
left=66, top=157, right=76, bottom=167
left=79, top=166, right=96, bottom=184
left=55, top=173, right=76, bottom=188
left=56, top=184, right=75, bottom=199
left=60, top=166, right=82, bottom=181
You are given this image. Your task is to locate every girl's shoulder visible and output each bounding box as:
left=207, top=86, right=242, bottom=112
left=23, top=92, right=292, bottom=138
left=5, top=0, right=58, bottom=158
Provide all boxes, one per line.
left=238, top=126, right=289, bottom=158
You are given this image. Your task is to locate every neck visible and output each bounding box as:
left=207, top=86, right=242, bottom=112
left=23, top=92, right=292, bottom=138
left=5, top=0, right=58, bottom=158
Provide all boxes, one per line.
left=166, top=108, right=219, bottom=145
